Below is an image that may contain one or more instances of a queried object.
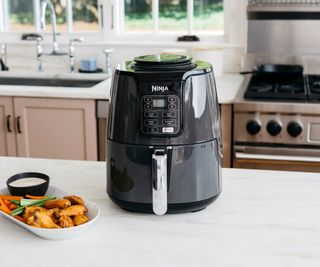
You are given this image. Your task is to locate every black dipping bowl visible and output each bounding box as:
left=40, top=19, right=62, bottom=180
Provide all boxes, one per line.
left=6, top=172, right=50, bottom=196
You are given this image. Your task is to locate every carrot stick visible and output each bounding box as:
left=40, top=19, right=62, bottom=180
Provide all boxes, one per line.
left=9, top=204, right=18, bottom=211
left=14, top=215, right=25, bottom=223
left=4, top=200, right=11, bottom=208
left=0, top=196, right=22, bottom=201
left=0, top=198, right=11, bottom=215
left=25, top=195, right=47, bottom=200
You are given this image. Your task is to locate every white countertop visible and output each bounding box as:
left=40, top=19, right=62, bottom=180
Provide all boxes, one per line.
left=215, top=73, right=244, bottom=104
left=0, top=71, right=243, bottom=103
left=0, top=157, right=319, bottom=267
left=0, top=71, right=111, bottom=100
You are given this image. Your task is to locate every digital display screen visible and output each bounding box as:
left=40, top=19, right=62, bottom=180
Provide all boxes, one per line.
left=153, top=99, right=166, bottom=108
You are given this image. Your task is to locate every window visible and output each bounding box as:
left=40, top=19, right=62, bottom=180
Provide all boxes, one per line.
left=0, top=0, right=99, bottom=33
left=72, top=0, right=99, bottom=32
left=124, top=0, right=153, bottom=32
left=0, top=0, right=225, bottom=40
left=123, top=0, right=224, bottom=35
left=6, top=0, right=34, bottom=32
left=193, top=0, right=223, bottom=33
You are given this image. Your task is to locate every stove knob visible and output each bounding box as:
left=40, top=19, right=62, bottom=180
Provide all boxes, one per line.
left=267, top=120, right=282, bottom=136
left=287, top=121, right=303, bottom=137
left=246, top=120, right=261, bottom=135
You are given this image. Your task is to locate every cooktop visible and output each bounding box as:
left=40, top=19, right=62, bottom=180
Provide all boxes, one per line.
left=244, top=74, right=320, bottom=102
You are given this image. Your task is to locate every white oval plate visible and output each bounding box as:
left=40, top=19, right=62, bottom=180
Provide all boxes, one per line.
left=0, top=186, right=100, bottom=240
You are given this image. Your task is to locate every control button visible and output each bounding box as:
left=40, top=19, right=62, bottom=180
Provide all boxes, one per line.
left=287, top=121, right=303, bottom=137
left=168, top=97, right=176, bottom=103
left=148, top=127, right=158, bottom=133
left=145, top=104, right=152, bottom=110
left=162, top=112, right=176, bottom=118
left=144, top=119, right=158, bottom=126
left=144, top=97, right=152, bottom=102
left=266, top=120, right=282, bottom=136
left=162, top=127, right=174, bottom=133
left=145, top=112, right=158, bottom=118
left=168, top=104, right=176, bottom=110
left=246, top=120, right=261, bottom=135
left=163, top=119, right=176, bottom=126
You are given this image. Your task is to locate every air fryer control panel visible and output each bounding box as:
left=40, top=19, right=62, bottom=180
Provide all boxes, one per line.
left=141, top=95, right=180, bottom=135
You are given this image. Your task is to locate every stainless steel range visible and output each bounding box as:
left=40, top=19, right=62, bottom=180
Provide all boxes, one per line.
left=234, top=0, right=320, bottom=172
left=234, top=68, right=320, bottom=172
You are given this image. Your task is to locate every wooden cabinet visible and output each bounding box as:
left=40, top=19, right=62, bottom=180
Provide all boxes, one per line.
left=0, top=97, right=16, bottom=156
left=220, top=104, right=232, bottom=168
left=0, top=96, right=97, bottom=160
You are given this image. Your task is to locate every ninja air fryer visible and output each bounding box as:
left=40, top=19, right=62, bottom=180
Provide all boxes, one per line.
left=107, top=54, right=222, bottom=215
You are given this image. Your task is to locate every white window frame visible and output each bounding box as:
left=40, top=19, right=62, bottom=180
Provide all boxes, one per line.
left=106, top=0, right=228, bottom=43
left=0, top=0, right=236, bottom=45
left=0, top=0, right=104, bottom=43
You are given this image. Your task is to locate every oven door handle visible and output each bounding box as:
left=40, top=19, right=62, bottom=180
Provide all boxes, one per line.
left=235, top=152, right=320, bottom=163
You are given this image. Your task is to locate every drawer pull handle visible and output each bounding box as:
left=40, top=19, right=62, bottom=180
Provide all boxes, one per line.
left=16, top=116, right=22, bottom=134
left=6, top=115, right=11, bottom=132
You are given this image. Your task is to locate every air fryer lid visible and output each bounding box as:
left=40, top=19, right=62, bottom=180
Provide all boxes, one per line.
left=132, top=54, right=196, bottom=71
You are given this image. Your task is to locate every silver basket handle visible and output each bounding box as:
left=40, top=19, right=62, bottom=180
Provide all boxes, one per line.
left=152, top=150, right=168, bottom=215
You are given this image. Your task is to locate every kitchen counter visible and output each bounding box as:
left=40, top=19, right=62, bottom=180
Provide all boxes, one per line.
left=0, top=157, right=319, bottom=267
left=0, top=71, right=243, bottom=103
left=215, top=73, right=244, bottom=104
left=0, top=71, right=111, bottom=100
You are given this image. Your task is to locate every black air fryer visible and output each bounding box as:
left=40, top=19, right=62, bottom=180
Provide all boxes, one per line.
left=107, top=54, right=222, bottom=215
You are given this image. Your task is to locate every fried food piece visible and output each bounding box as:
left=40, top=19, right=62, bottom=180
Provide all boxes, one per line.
left=73, top=215, right=89, bottom=226
left=56, top=205, right=87, bottom=217
left=45, top=208, right=59, bottom=217
left=45, top=208, right=60, bottom=224
left=59, top=216, right=74, bottom=228
left=23, top=206, right=47, bottom=220
left=26, top=209, right=60, bottom=229
left=44, top=199, right=71, bottom=209
left=64, top=195, right=84, bottom=205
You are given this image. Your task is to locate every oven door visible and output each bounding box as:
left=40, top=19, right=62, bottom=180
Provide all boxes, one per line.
left=234, top=145, right=320, bottom=172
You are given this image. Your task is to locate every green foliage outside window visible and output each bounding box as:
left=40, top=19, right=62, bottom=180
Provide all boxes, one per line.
left=8, top=0, right=223, bottom=32
left=124, top=0, right=224, bottom=32
left=9, top=0, right=98, bottom=25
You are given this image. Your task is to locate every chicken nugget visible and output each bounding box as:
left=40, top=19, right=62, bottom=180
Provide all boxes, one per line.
left=44, top=199, right=71, bottom=209
left=59, top=216, right=74, bottom=228
left=64, top=195, right=84, bottom=205
left=73, top=214, right=89, bottom=226
left=56, top=205, right=88, bottom=217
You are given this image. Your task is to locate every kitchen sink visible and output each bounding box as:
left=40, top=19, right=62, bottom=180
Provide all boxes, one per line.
left=0, top=77, right=104, bottom=88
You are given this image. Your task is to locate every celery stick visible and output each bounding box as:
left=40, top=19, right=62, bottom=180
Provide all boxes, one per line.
left=11, top=196, right=56, bottom=216
left=10, top=200, right=20, bottom=206
left=20, top=196, right=55, bottom=207
left=11, top=206, right=25, bottom=216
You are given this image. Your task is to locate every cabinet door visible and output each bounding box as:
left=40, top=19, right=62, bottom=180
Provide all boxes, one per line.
left=0, top=97, right=16, bottom=156
left=220, top=104, right=232, bottom=168
left=14, top=97, right=97, bottom=160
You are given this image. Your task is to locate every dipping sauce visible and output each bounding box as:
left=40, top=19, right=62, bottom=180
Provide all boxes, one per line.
left=9, top=178, right=46, bottom=187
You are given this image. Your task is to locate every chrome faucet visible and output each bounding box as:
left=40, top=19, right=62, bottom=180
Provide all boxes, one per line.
left=1, top=44, right=7, bottom=65
left=40, top=0, right=66, bottom=55
left=69, top=37, right=84, bottom=72
left=103, top=48, right=114, bottom=75
left=36, top=38, right=44, bottom=72
left=26, top=35, right=44, bottom=72
left=0, top=44, right=9, bottom=71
